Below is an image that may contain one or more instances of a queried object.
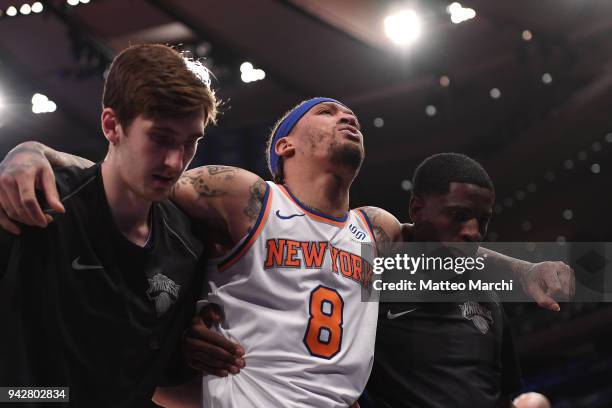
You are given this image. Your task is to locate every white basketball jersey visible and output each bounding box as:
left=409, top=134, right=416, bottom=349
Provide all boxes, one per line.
left=200, top=182, right=379, bottom=407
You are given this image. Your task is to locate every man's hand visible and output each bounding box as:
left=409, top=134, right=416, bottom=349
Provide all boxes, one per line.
left=519, top=261, right=575, bottom=312
left=0, top=142, right=65, bottom=234
left=183, top=304, right=246, bottom=377
left=478, top=247, right=575, bottom=311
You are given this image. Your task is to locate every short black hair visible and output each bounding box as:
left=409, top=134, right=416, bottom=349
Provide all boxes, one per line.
left=412, top=153, right=494, bottom=196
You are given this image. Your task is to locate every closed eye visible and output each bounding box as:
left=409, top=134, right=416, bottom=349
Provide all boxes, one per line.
left=151, top=133, right=172, bottom=146
left=449, top=209, right=469, bottom=222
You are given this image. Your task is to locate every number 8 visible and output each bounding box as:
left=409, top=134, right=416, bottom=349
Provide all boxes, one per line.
left=303, top=285, right=344, bottom=359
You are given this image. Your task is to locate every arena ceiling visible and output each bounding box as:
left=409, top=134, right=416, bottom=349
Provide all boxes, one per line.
left=0, top=0, right=611, bottom=240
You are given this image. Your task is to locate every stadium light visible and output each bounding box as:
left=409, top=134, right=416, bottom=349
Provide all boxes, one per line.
left=240, top=61, right=265, bottom=83
left=383, top=10, right=421, bottom=46
left=401, top=180, right=413, bottom=191
left=31, top=93, right=57, bottom=114
left=447, top=2, right=476, bottom=24
left=32, top=2, right=43, bottom=13
left=522, top=30, right=533, bottom=41
left=19, top=4, right=31, bottom=15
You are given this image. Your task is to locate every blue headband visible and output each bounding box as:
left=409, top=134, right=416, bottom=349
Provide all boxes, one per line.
left=269, top=97, right=345, bottom=177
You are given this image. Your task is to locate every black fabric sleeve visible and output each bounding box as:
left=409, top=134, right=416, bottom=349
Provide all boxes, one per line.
left=500, top=311, right=523, bottom=395
left=157, top=335, right=199, bottom=387
left=0, top=228, right=16, bottom=280
left=158, top=259, right=206, bottom=387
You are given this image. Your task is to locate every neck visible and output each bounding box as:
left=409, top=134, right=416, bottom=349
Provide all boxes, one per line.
left=101, top=160, right=152, bottom=247
left=283, top=169, right=352, bottom=218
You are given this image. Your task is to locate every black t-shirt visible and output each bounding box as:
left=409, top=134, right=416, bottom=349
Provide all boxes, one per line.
left=365, top=297, right=522, bottom=408
left=0, top=164, right=204, bottom=407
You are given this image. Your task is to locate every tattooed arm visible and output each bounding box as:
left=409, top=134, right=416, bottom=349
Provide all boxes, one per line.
left=365, top=207, right=574, bottom=311
left=356, top=206, right=403, bottom=249
left=0, top=141, right=93, bottom=233
left=5, top=141, right=94, bottom=170
left=170, top=165, right=267, bottom=247
left=0, top=141, right=262, bottom=247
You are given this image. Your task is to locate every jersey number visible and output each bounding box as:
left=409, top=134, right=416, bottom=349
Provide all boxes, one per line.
left=303, top=285, right=344, bottom=359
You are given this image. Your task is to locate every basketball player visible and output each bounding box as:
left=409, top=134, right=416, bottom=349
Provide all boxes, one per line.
left=0, top=99, right=572, bottom=407
left=0, top=44, right=217, bottom=407
left=365, top=153, right=521, bottom=408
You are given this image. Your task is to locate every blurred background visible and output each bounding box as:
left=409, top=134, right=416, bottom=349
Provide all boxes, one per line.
left=0, top=0, right=610, bottom=406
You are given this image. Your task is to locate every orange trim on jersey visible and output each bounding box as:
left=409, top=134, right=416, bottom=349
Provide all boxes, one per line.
left=355, top=209, right=376, bottom=243
left=277, top=184, right=348, bottom=228
left=218, top=183, right=272, bottom=272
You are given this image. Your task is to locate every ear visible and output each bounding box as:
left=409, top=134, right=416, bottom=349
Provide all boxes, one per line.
left=101, top=107, right=121, bottom=145
left=409, top=194, right=425, bottom=223
left=275, top=136, right=295, bottom=159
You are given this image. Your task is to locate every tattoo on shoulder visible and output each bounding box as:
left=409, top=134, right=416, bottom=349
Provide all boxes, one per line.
left=206, top=165, right=237, bottom=181
left=174, top=169, right=225, bottom=199
left=363, top=207, right=391, bottom=245
left=244, top=179, right=267, bottom=233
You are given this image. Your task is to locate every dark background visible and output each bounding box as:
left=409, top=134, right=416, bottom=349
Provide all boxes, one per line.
left=0, top=0, right=611, bottom=405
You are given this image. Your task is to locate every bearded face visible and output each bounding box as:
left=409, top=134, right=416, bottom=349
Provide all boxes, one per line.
left=328, top=138, right=364, bottom=173
left=293, top=102, right=365, bottom=177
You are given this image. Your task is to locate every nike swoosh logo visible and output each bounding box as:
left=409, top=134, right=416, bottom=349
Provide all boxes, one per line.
left=387, top=308, right=418, bottom=320
left=72, top=256, right=104, bottom=271
left=275, top=210, right=305, bottom=220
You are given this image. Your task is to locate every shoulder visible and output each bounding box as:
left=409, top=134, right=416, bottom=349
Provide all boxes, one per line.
left=53, top=164, right=99, bottom=202
left=354, top=206, right=402, bottom=244
left=172, top=165, right=266, bottom=207
left=156, top=201, right=204, bottom=261
left=157, top=200, right=193, bottom=231
left=170, top=165, right=268, bottom=244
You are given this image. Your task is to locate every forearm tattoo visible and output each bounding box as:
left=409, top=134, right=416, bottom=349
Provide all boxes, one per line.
left=45, top=148, right=93, bottom=169
left=0, top=145, right=37, bottom=174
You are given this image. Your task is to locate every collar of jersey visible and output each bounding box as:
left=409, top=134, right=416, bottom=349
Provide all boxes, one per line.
left=277, top=184, right=348, bottom=227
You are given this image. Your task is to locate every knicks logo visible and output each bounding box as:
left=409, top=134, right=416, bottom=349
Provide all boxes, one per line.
left=459, top=301, right=493, bottom=334
left=349, top=224, right=366, bottom=241
left=147, top=273, right=181, bottom=316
